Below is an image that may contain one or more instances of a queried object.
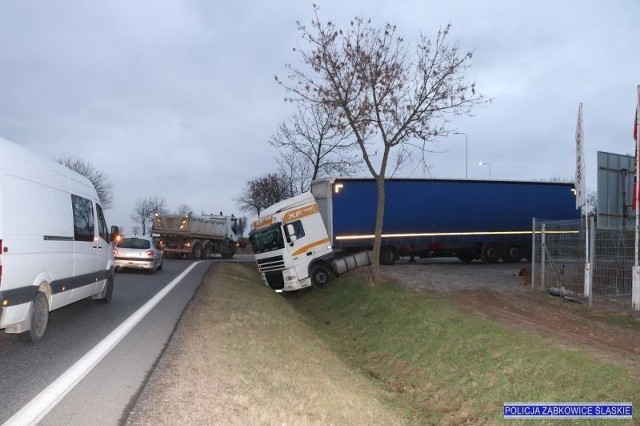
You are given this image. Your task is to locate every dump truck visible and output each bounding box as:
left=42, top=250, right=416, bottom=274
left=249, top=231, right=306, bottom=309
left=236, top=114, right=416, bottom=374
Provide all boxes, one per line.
left=249, top=177, right=581, bottom=292
left=152, top=213, right=238, bottom=259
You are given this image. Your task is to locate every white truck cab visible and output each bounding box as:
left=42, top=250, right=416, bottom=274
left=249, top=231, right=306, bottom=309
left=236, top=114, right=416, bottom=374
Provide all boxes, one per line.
left=250, top=192, right=334, bottom=291
left=0, top=137, right=116, bottom=342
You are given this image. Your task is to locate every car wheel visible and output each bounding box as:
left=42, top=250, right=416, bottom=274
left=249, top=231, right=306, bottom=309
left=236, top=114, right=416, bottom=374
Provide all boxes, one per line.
left=157, top=259, right=163, bottom=271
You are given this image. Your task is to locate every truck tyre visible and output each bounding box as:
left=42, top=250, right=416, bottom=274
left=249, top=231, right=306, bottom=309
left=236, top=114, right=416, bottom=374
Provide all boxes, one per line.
left=502, top=245, right=522, bottom=263
left=380, top=247, right=396, bottom=265
left=481, top=243, right=500, bottom=264
left=192, top=243, right=203, bottom=260
left=220, top=243, right=235, bottom=259
left=21, top=292, right=49, bottom=343
left=203, top=244, right=212, bottom=259
left=310, top=264, right=332, bottom=288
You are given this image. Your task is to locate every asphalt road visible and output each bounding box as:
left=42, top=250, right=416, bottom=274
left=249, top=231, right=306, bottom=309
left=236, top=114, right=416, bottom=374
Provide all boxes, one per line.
left=0, top=256, right=253, bottom=425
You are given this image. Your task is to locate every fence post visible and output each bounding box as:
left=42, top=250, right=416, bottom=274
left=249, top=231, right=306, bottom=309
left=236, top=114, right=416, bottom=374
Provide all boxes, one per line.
left=531, top=218, right=536, bottom=289
left=541, top=223, right=546, bottom=289
left=583, top=215, right=591, bottom=299
left=588, top=215, right=595, bottom=306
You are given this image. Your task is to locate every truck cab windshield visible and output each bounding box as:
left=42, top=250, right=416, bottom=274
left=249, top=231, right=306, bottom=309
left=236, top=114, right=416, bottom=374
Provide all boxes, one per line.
left=250, top=223, right=285, bottom=254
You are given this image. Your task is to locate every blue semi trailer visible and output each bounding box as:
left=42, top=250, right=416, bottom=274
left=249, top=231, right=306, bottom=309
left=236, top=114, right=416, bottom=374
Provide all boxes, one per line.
left=310, top=177, right=581, bottom=264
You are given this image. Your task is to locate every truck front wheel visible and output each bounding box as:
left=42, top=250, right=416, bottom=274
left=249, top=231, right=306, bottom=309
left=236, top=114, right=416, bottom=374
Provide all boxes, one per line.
left=310, top=264, right=332, bottom=288
left=220, top=244, right=235, bottom=259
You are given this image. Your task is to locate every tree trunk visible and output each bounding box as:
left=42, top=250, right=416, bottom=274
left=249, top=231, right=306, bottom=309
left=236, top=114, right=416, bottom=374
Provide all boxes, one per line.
left=370, top=175, right=386, bottom=283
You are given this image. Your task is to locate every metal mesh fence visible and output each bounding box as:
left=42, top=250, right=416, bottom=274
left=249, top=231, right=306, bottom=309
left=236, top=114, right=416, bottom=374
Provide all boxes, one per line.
left=532, top=218, right=636, bottom=310
left=592, top=228, right=634, bottom=309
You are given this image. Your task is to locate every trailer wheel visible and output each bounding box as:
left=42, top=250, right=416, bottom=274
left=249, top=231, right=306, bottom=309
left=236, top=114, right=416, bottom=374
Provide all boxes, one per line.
left=310, top=264, right=332, bottom=288
left=481, top=243, right=500, bottom=264
left=502, top=245, right=522, bottom=263
left=21, top=292, right=49, bottom=343
left=380, top=247, right=396, bottom=265
left=192, top=243, right=203, bottom=260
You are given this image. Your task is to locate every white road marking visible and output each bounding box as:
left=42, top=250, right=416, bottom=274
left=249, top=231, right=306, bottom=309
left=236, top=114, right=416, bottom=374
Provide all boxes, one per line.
left=3, top=262, right=201, bottom=426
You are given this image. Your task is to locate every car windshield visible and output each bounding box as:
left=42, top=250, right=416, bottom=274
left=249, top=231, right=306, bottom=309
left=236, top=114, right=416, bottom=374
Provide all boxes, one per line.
left=118, top=238, right=151, bottom=249
left=250, top=224, right=285, bottom=254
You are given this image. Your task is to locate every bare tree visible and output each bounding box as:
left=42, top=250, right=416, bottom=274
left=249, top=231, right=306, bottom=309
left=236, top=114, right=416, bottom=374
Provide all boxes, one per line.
left=176, top=203, right=192, bottom=215
left=58, top=156, right=114, bottom=209
left=270, top=103, right=361, bottom=194
left=130, top=196, right=167, bottom=236
left=236, top=173, right=290, bottom=216
left=277, top=150, right=313, bottom=197
left=277, top=9, right=486, bottom=281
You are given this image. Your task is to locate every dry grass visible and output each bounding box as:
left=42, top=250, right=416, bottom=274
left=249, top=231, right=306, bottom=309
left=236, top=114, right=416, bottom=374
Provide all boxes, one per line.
left=126, top=263, right=407, bottom=425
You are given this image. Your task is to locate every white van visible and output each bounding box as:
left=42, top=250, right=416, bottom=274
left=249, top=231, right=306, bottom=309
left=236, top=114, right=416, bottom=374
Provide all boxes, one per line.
left=0, top=137, right=116, bottom=342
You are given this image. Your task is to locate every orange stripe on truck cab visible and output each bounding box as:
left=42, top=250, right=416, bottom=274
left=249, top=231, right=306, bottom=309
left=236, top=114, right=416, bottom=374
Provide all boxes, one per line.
left=291, top=237, right=330, bottom=256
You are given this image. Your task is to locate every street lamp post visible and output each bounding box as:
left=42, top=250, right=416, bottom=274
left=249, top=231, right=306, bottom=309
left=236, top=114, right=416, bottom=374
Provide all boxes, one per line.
left=453, top=132, right=468, bottom=179
left=478, top=161, right=492, bottom=179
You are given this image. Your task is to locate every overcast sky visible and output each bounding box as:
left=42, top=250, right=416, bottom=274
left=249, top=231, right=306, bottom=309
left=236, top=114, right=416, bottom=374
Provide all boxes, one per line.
left=1, top=1, right=638, bottom=233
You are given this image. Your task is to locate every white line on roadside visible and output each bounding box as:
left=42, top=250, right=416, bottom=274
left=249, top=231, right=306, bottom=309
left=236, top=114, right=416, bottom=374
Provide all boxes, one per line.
left=3, top=262, right=202, bottom=426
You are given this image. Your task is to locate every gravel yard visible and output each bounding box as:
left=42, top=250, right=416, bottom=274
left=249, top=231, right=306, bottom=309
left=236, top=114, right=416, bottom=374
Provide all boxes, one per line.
left=380, top=257, right=527, bottom=292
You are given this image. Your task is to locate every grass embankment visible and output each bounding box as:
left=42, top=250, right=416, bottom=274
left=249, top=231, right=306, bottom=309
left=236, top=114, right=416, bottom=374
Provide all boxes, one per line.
left=126, top=262, right=406, bottom=425
left=128, top=263, right=639, bottom=425
left=285, top=271, right=640, bottom=425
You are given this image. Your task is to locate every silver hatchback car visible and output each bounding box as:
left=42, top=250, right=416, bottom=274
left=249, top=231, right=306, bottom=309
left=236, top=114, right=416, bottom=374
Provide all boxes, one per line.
left=113, top=236, right=163, bottom=273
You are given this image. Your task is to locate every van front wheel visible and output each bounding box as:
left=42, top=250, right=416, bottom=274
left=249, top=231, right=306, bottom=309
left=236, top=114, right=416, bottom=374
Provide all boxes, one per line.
left=21, top=292, right=49, bottom=343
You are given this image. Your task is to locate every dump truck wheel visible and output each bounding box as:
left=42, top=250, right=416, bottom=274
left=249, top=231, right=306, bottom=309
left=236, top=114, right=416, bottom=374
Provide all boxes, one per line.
left=192, top=243, right=203, bottom=260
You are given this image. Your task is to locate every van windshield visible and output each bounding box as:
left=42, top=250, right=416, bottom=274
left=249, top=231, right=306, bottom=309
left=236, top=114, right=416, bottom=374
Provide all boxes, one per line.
left=250, top=224, right=285, bottom=254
